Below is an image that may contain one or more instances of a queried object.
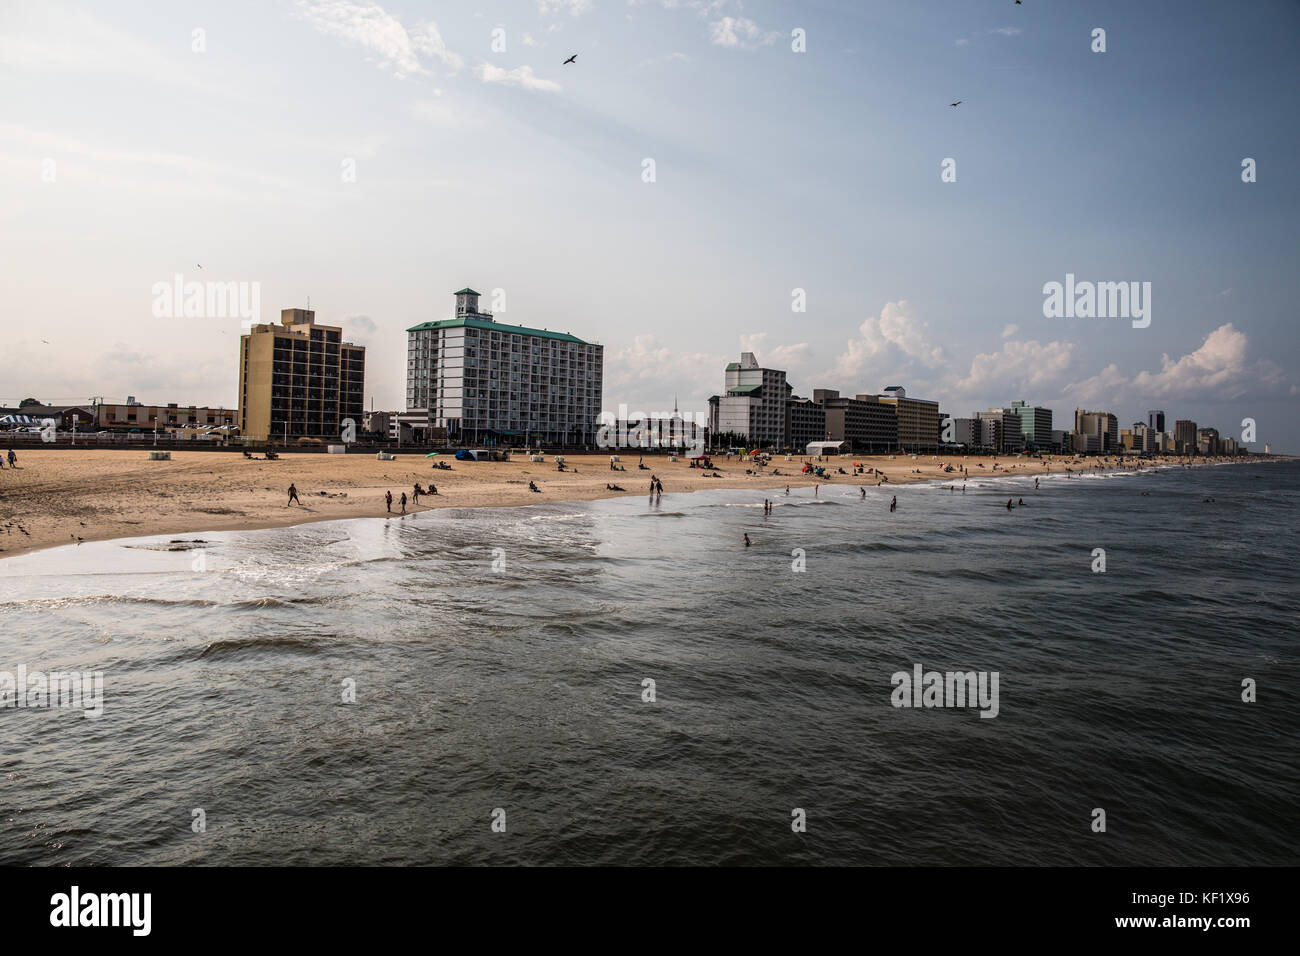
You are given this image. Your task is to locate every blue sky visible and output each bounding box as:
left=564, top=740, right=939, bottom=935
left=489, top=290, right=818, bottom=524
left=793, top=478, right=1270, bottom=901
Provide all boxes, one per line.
left=2, top=0, right=1297, bottom=449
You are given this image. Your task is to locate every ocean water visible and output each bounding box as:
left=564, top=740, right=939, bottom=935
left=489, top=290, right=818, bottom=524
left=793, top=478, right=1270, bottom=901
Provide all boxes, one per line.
left=1, top=461, right=1296, bottom=866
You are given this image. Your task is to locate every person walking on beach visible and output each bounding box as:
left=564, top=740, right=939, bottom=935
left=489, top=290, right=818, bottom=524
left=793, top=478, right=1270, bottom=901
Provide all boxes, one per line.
left=400, top=492, right=407, bottom=514
left=5, top=449, right=14, bottom=468
left=287, top=483, right=300, bottom=506
left=385, top=490, right=393, bottom=513
left=413, top=483, right=422, bottom=504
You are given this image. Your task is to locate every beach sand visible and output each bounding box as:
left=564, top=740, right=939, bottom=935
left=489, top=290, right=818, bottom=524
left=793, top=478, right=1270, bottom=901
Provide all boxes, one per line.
left=0, top=447, right=1217, bottom=558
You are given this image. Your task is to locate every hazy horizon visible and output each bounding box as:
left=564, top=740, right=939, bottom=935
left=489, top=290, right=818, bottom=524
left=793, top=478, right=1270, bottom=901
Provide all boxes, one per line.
left=2, top=0, right=1297, bottom=450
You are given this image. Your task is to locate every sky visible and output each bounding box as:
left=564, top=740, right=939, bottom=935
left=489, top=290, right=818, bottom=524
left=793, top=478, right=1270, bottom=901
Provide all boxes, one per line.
left=2, top=0, right=1297, bottom=449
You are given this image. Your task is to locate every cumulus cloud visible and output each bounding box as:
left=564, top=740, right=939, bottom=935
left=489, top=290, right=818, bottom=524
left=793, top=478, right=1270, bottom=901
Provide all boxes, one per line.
left=1066, top=323, right=1286, bottom=405
left=606, top=335, right=725, bottom=408
left=738, top=332, right=810, bottom=371
left=1001, top=324, right=1019, bottom=339
left=709, top=17, right=780, bottom=49
left=476, top=62, right=561, bottom=92
left=990, top=27, right=1022, bottom=37
left=296, top=1, right=462, bottom=77
left=828, top=300, right=946, bottom=382
left=956, top=338, right=1076, bottom=395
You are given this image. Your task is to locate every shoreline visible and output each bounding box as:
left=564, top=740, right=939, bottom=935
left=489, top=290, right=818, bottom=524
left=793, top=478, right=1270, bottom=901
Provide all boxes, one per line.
left=0, top=448, right=1277, bottom=561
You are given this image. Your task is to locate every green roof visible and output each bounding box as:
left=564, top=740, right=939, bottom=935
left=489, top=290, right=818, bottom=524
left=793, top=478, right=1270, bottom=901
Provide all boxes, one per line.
left=406, top=316, right=591, bottom=344
left=727, top=384, right=762, bottom=394
left=454, top=287, right=481, bottom=295
left=725, top=363, right=741, bottom=370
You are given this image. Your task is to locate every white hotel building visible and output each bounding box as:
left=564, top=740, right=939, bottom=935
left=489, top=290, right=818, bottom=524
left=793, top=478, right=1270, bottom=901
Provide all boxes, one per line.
left=405, top=288, right=603, bottom=445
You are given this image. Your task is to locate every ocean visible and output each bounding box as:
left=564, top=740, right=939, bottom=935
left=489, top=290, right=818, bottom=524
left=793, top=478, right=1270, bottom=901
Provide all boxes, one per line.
left=1, top=460, right=1296, bottom=866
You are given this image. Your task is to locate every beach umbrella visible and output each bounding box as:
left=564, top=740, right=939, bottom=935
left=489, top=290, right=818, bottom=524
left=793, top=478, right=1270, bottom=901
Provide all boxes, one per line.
left=424, top=452, right=440, bottom=457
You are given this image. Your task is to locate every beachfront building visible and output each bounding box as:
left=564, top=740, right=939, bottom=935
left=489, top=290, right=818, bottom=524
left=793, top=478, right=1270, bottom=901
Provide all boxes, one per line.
left=1197, top=427, right=1221, bottom=456
left=237, top=309, right=366, bottom=443
left=1074, top=409, right=1119, bottom=454
left=96, top=398, right=236, bottom=434
left=1174, top=419, right=1198, bottom=455
left=1010, top=400, right=1053, bottom=450
left=716, top=352, right=791, bottom=448
left=813, top=389, right=897, bottom=453
left=877, top=386, right=941, bottom=453
left=945, top=416, right=979, bottom=449
left=404, top=289, right=603, bottom=446
left=787, top=396, right=827, bottom=450
left=1148, top=410, right=1166, bottom=433
left=975, top=408, right=1023, bottom=453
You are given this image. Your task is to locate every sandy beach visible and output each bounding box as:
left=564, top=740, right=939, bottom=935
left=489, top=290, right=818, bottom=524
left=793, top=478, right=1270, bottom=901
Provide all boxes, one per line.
left=0, top=447, right=1233, bottom=559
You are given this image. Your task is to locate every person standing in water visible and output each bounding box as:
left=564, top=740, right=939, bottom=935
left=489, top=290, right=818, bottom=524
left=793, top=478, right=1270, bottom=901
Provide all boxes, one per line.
left=1035, top=477, right=1040, bottom=490
left=889, top=495, right=897, bottom=512
left=385, top=490, right=393, bottom=513
left=400, top=492, right=407, bottom=514
left=1006, top=499, right=1014, bottom=510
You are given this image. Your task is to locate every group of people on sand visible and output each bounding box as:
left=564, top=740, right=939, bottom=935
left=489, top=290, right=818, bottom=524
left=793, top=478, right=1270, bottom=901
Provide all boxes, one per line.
left=287, top=482, right=438, bottom=514
left=0, top=449, right=16, bottom=469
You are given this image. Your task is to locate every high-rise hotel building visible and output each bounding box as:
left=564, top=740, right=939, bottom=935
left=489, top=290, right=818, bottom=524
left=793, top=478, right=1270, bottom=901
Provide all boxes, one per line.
left=405, top=288, right=603, bottom=445
left=237, top=308, right=365, bottom=442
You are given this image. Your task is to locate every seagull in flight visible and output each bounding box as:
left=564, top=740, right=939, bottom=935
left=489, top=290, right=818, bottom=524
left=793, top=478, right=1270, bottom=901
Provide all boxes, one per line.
left=196, top=263, right=203, bottom=269
left=950, top=101, right=962, bottom=107
left=563, top=54, right=577, bottom=65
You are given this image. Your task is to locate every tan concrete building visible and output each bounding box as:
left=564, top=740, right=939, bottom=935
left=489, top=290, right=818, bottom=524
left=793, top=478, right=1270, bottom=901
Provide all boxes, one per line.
left=238, top=308, right=365, bottom=442
left=877, top=386, right=941, bottom=451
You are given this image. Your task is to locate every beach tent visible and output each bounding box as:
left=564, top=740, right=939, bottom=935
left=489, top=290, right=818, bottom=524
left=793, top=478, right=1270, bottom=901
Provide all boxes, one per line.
left=455, top=449, right=473, bottom=461
left=0, top=415, right=40, bottom=425
left=806, top=440, right=847, bottom=456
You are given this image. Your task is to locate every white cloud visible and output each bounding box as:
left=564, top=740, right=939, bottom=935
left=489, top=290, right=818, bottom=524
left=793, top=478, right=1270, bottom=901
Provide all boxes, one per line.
left=828, top=300, right=946, bottom=382
left=476, top=63, right=562, bottom=92
left=606, top=335, right=724, bottom=408
left=954, top=38, right=970, bottom=47
left=990, top=27, right=1022, bottom=37
left=956, top=338, right=1076, bottom=395
left=1066, top=323, right=1286, bottom=405
left=709, top=17, right=780, bottom=49
left=1001, top=324, right=1019, bottom=339
left=738, top=332, right=810, bottom=371
left=295, top=1, right=462, bottom=77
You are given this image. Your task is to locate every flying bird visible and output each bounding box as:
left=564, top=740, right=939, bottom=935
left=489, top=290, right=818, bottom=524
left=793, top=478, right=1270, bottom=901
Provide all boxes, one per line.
left=563, top=54, right=577, bottom=65
left=41, top=339, right=50, bottom=344
left=197, top=263, right=203, bottom=269
left=950, top=101, right=962, bottom=107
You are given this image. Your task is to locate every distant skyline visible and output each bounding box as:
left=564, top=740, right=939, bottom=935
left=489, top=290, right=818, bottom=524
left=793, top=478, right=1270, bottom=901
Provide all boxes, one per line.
left=2, top=0, right=1297, bottom=450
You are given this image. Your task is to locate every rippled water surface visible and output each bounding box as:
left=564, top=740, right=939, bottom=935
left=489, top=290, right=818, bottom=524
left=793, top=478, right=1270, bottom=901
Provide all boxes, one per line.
left=1, top=461, right=1296, bottom=865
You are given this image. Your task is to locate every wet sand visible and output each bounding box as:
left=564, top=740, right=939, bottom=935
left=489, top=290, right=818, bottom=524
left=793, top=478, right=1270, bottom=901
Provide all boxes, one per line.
left=0, top=448, right=1235, bottom=558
